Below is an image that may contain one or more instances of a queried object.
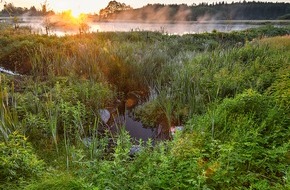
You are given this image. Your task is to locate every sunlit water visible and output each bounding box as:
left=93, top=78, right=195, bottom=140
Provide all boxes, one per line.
left=1, top=16, right=289, bottom=35
left=88, top=21, right=261, bottom=35
left=0, top=67, right=20, bottom=75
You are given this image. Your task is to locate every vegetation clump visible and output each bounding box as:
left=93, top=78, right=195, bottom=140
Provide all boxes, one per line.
left=0, top=132, right=44, bottom=188
left=0, top=24, right=289, bottom=189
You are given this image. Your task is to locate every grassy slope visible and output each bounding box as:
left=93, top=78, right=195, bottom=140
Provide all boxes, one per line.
left=0, top=25, right=289, bottom=189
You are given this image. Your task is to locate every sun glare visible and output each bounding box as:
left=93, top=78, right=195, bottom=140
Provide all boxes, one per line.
left=52, top=1, right=102, bottom=15
left=70, top=9, right=82, bottom=19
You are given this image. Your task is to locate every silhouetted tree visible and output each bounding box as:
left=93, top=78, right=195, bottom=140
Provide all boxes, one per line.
left=41, top=0, right=47, bottom=15
left=99, top=1, right=132, bottom=19
left=30, top=6, right=37, bottom=13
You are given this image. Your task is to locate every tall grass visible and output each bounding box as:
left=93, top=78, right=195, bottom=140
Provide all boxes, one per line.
left=0, top=75, right=19, bottom=143
left=24, top=173, right=91, bottom=190
left=45, top=93, right=59, bottom=153
left=136, top=37, right=290, bottom=127
left=0, top=25, right=289, bottom=189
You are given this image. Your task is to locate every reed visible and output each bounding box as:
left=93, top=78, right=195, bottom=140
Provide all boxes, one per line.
left=45, top=92, right=59, bottom=153
left=0, top=75, right=19, bottom=143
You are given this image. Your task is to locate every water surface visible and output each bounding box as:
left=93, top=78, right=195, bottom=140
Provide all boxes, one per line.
left=1, top=16, right=289, bottom=35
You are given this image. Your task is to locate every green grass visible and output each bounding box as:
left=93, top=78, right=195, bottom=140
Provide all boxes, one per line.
left=25, top=173, right=93, bottom=190
left=0, top=25, right=289, bottom=189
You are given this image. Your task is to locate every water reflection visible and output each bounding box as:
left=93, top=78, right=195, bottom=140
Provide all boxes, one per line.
left=2, top=16, right=289, bottom=35
left=111, top=110, right=156, bottom=142
left=124, top=112, right=156, bottom=141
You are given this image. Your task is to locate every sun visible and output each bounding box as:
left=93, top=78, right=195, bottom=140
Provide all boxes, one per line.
left=52, top=1, right=103, bottom=16
left=70, top=9, right=83, bottom=19
left=71, top=9, right=84, bottom=19
left=53, top=2, right=86, bottom=18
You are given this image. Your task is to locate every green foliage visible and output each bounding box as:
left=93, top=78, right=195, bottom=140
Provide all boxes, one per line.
left=135, top=98, right=165, bottom=127
left=0, top=39, right=34, bottom=74
left=278, top=13, right=290, bottom=20
left=0, top=26, right=289, bottom=189
left=16, top=77, right=113, bottom=136
left=102, top=2, right=290, bottom=21
left=0, top=132, right=44, bottom=183
left=25, top=173, right=93, bottom=190
left=135, top=35, right=290, bottom=129
left=82, top=128, right=133, bottom=189
left=266, top=67, right=290, bottom=107
left=0, top=74, right=19, bottom=143
left=186, top=90, right=290, bottom=189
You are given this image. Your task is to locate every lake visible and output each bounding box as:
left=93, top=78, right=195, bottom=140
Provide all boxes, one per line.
left=1, top=16, right=289, bottom=35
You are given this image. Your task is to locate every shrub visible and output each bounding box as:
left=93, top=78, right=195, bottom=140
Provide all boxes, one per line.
left=0, top=132, right=44, bottom=183
left=186, top=89, right=290, bottom=189
left=0, top=40, right=34, bottom=74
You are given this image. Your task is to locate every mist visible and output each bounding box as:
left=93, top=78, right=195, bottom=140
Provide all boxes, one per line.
left=1, top=15, right=282, bottom=36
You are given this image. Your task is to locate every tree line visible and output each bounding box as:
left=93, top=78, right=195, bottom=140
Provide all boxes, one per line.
left=0, top=2, right=53, bottom=17
left=99, top=1, right=290, bottom=21
left=1, top=1, right=290, bottom=21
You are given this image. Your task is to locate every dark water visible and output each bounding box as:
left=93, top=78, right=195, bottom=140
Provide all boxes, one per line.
left=124, top=113, right=156, bottom=141
left=111, top=111, right=156, bottom=142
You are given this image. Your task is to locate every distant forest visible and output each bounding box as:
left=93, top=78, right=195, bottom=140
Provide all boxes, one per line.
left=1, top=1, right=290, bottom=21
left=0, top=2, right=52, bottom=17
left=100, top=1, right=290, bottom=21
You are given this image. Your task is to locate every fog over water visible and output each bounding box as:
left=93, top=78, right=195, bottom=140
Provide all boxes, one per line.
left=1, top=16, right=288, bottom=35
left=88, top=21, right=262, bottom=35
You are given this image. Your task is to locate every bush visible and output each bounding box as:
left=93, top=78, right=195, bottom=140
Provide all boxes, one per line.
left=186, top=89, right=290, bottom=189
left=0, top=132, right=44, bottom=183
left=0, top=40, right=34, bottom=74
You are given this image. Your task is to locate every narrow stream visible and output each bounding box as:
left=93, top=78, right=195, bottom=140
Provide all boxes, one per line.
left=110, top=110, right=156, bottom=142
left=124, top=111, right=156, bottom=141
left=0, top=67, right=20, bottom=75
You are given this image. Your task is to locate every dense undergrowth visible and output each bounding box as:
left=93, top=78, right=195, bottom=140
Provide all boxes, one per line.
left=0, top=24, right=289, bottom=189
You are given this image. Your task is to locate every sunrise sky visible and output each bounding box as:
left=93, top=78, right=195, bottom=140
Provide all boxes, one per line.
left=5, top=0, right=290, bottom=14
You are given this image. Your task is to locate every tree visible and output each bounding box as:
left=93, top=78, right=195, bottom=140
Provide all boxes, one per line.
left=3, top=3, right=16, bottom=15
left=30, top=6, right=37, bottom=13
left=99, top=1, right=132, bottom=19
left=43, top=17, right=50, bottom=35
left=78, top=14, right=90, bottom=34
left=13, top=16, right=19, bottom=29
left=41, top=0, right=48, bottom=15
left=79, top=22, right=89, bottom=34
left=41, top=0, right=54, bottom=34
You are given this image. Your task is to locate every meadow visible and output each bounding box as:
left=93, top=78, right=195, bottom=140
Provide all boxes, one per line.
left=0, top=23, right=289, bottom=189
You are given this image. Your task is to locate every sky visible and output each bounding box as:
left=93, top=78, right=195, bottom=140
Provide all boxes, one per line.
left=4, top=0, right=290, bottom=14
